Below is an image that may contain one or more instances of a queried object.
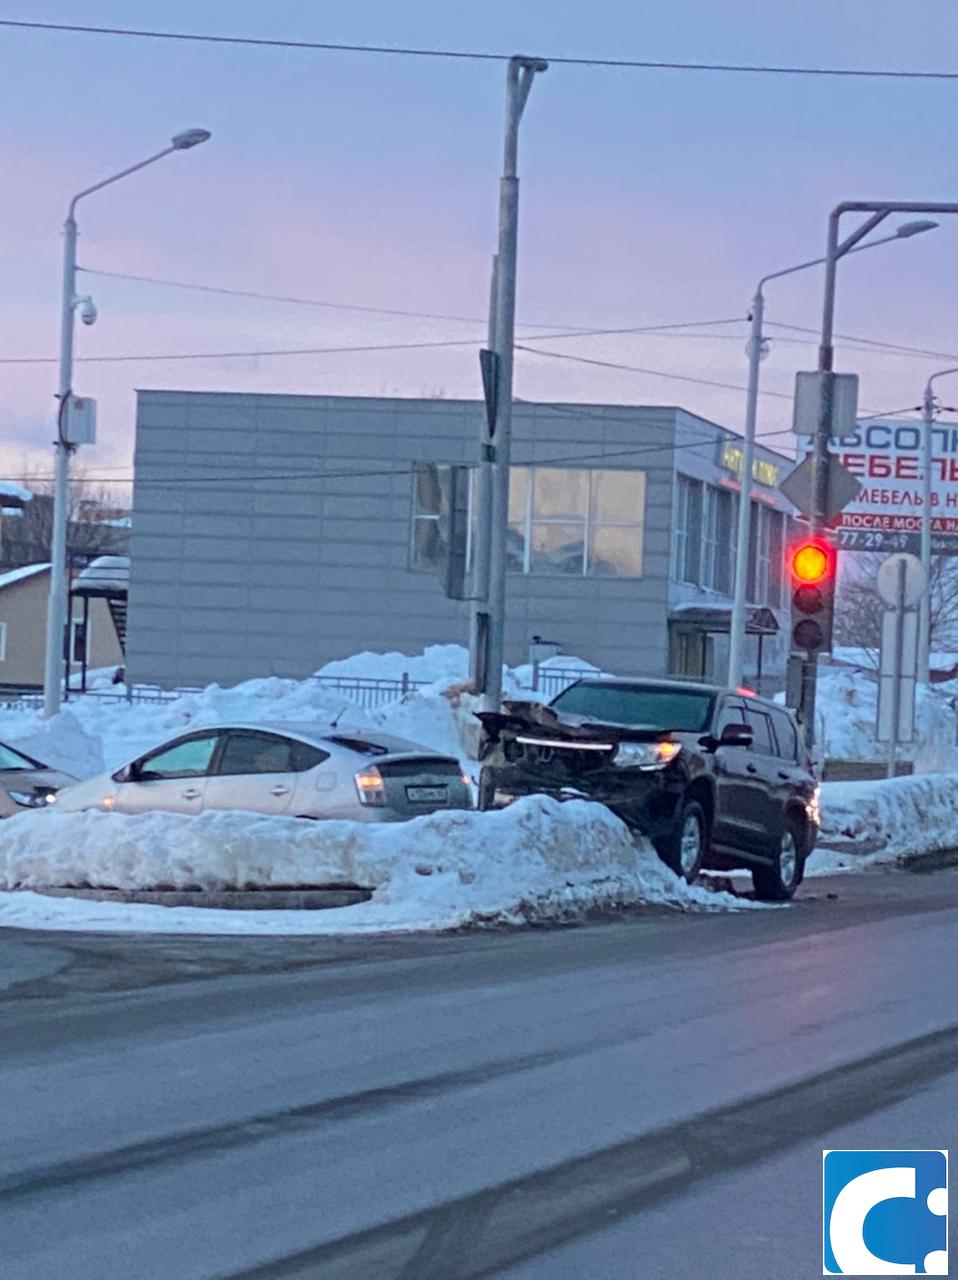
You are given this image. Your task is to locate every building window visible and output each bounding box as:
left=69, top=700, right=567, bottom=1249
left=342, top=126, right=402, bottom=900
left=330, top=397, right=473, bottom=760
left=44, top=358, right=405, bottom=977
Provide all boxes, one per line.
left=0, top=621, right=6, bottom=662
left=747, top=504, right=786, bottom=607
left=411, top=464, right=444, bottom=570
left=702, top=486, right=734, bottom=594
left=672, top=475, right=703, bottom=585
left=70, top=618, right=89, bottom=665
left=509, top=467, right=645, bottom=577
left=411, top=465, right=645, bottom=578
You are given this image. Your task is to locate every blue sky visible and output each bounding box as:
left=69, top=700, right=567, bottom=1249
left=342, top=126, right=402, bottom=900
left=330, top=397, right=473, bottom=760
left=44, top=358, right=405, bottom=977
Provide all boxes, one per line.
left=4, top=1, right=958, bottom=481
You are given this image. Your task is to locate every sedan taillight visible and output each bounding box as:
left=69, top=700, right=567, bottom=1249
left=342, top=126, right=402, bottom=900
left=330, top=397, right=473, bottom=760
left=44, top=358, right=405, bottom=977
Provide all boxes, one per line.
left=354, top=767, right=386, bottom=807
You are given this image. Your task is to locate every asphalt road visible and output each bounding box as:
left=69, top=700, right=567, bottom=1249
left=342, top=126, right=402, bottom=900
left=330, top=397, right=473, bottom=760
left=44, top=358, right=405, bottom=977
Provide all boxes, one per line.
left=0, top=867, right=956, bottom=1279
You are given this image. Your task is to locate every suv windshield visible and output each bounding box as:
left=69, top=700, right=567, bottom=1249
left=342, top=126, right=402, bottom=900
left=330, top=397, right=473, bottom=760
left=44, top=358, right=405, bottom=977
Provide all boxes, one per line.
left=551, top=681, right=714, bottom=732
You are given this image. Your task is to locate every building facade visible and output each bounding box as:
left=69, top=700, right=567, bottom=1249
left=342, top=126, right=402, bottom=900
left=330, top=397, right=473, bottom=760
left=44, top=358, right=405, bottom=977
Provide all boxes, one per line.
left=0, top=564, right=122, bottom=690
left=126, top=392, right=794, bottom=689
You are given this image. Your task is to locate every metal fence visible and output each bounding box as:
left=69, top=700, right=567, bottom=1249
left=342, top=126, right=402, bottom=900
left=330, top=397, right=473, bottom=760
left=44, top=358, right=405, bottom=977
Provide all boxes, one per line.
left=0, top=666, right=784, bottom=715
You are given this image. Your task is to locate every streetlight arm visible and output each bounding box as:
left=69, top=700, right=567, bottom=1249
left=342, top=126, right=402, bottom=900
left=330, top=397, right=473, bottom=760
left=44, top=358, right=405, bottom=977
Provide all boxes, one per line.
left=927, top=366, right=958, bottom=401
left=756, top=228, right=913, bottom=292
left=67, top=145, right=176, bottom=219
left=835, top=210, right=890, bottom=258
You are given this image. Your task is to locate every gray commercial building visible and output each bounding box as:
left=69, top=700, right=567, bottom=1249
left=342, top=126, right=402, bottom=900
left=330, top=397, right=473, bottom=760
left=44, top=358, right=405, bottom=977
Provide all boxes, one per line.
left=127, top=392, right=796, bottom=690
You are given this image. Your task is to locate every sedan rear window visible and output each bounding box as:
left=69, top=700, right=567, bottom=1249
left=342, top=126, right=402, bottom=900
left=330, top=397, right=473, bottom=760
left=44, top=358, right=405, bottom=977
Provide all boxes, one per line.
left=551, top=682, right=714, bottom=732
left=327, top=736, right=388, bottom=756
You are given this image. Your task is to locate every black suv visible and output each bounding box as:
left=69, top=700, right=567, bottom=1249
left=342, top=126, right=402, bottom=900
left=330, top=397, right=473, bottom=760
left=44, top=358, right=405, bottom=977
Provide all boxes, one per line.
left=476, top=678, right=819, bottom=901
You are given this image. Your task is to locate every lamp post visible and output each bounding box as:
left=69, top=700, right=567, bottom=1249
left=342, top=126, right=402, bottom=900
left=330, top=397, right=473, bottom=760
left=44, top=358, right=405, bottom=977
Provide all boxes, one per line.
left=803, top=200, right=958, bottom=751
left=727, top=220, right=938, bottom=690
left=43, top=129, right=211, bottom=718
left=919, top=366, right=958, bottom=681
left=473, top=56, right=547, bottom=713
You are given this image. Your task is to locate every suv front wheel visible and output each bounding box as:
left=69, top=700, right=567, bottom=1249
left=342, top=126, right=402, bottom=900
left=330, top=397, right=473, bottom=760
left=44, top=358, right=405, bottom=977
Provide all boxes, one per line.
left=752, top=820, right=803, bottom=902
left=656, top=798, right=707, bottom=884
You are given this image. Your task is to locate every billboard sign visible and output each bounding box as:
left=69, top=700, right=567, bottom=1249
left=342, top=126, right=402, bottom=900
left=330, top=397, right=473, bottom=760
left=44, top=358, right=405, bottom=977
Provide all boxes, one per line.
left=833, top=418, right=958, bottom=555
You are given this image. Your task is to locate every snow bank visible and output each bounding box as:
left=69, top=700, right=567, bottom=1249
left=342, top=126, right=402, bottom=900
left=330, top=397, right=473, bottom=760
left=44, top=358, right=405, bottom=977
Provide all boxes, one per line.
left=810, top=773, right=958, bottom=873
left=0, top=645, right=599, bottom=785
left=780, top=663, right=958, bottom=766
left=317, top=644, right=470, bottom=685
left=0, top=797, right=755, bottom=935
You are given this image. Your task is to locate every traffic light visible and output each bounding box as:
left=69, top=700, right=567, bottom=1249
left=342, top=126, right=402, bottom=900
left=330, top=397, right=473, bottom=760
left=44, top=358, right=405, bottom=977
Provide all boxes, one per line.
left=787, top=535, right=836, bottom=654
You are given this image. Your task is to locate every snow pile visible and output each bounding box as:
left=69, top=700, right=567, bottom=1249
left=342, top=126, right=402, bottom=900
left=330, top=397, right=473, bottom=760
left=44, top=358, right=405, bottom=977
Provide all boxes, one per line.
left=782, top=663, right=958, bottom=765
left=317, top=644, right=471, bottom=685
left=0, top=797, right=755, bottom=935
left=812, top=773, right=958, bottom=872
left=0, top=645, right=601, bottom=784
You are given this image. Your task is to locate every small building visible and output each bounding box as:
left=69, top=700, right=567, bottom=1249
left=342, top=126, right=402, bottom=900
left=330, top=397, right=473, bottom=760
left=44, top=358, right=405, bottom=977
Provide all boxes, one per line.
left=126, top=392, right=795, bottom=691
left=0, top=563, right=123, bottom=691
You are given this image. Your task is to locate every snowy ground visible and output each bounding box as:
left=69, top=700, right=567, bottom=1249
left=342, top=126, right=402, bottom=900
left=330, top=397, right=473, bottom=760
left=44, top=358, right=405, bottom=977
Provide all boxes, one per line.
left=809, top=772, right=958, bottom=873
left=805, top=657, right=958, bottom=767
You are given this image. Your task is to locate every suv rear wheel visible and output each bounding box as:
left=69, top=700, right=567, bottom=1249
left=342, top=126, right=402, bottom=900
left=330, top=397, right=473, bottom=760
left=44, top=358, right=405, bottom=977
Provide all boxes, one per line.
left=752, top=820, right=803, bottom=901
left=657, top=798, right=707, bottom=884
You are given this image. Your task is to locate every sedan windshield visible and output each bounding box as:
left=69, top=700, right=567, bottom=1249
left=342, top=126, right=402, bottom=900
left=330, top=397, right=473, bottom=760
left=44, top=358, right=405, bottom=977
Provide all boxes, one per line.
left=0, top=743, right=40, bottom=772
left=551, top=682, right=714, bottom=732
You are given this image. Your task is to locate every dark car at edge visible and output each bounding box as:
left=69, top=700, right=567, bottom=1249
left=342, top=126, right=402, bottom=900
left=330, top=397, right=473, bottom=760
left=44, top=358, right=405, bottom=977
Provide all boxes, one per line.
left=476, top=677, right=820, bottom=901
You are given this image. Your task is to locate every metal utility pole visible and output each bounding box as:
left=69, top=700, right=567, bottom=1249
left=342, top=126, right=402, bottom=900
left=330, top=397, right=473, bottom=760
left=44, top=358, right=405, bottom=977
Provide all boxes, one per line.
left=919, top=366, right=958, bottom=682
left=802, top=199, right=955, bottom=751
left=42, top=129, right=211, bottom=718
left=727, top=290, right=764, bottom=691
left=475, top=56, right=547, bottom=713
left=726, top=224, right=935, bottom=693
left=468, top=258, right=499, bottom=693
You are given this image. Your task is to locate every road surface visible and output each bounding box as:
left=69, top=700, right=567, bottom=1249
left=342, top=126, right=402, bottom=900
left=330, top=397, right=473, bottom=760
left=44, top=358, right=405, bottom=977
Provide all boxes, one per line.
left=0, top=867, right=956, bottom=1278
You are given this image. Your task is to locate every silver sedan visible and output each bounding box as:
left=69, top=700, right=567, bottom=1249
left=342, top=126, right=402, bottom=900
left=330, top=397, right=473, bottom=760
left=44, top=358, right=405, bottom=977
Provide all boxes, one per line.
left=57, top=721, right=473, bottom=821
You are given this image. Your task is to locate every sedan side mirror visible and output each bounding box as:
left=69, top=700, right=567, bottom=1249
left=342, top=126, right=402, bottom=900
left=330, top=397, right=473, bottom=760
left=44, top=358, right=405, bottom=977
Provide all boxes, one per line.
left=719, top=723, right=753, bottom=749
left=111, top=763, right=134, bottom=784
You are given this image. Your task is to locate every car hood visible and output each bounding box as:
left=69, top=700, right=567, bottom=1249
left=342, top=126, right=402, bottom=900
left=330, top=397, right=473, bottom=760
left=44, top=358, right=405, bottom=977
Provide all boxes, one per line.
left=476, top=700, right=679, bottom=748
left=54, top=771, right=114, bottom=812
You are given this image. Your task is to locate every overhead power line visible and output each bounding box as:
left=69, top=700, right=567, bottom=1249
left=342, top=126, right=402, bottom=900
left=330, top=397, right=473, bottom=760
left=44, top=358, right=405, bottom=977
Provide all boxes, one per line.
left=40, top=266, right=958, bottom=368
left=516, top=343, right=795, bottom=401
left=2, top=18, right=957, bottom=81
left=0, top=318, right=748, bottom=367
left=79, top=267, right=747, bottom=339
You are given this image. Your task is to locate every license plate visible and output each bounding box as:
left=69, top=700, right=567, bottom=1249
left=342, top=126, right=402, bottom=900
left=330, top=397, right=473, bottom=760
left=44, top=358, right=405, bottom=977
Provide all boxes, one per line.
left=406, top=785, right=447, bottom=803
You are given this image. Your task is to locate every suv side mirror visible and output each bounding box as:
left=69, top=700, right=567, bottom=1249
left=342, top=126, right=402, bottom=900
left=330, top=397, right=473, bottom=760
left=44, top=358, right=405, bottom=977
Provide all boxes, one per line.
left=719, top=723, right=753, bottom=748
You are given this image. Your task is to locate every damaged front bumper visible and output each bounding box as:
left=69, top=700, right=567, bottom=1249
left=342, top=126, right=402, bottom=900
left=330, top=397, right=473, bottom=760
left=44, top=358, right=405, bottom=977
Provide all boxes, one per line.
left=476, top=700, right=687, bottom=841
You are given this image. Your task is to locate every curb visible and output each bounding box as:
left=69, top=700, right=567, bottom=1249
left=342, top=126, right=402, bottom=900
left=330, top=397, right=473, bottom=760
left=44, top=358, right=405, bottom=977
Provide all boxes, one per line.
left=31, top=886, right=373, bottom=911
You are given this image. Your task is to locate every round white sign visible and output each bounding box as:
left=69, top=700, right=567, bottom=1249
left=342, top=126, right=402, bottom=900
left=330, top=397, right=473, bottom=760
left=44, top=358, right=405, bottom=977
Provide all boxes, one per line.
left=876, top=552, right=928, bottom=607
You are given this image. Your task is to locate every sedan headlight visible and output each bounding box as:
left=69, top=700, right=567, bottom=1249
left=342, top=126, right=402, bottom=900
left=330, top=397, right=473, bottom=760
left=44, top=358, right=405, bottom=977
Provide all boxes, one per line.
left=614, top=742, right=682, bottom=770
left=8, top=788, right=58, bottom=809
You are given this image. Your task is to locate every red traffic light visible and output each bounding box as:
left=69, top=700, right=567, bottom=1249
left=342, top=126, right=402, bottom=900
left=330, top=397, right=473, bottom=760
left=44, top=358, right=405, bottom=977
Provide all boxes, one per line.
left=788, top=537, right=834, bottom=585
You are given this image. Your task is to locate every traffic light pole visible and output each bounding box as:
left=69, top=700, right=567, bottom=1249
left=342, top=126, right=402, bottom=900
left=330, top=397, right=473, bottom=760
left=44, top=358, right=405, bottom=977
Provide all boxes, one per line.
left=802, top=199, right=958, bottom=753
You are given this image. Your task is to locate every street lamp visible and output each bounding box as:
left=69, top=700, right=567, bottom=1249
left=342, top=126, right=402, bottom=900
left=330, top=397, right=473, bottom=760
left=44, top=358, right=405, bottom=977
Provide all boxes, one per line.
left=727, top=219, right=938, bottom=690
left=918, top=365, right=958, bottom=681
left=42, top=129, right=211, bottom=718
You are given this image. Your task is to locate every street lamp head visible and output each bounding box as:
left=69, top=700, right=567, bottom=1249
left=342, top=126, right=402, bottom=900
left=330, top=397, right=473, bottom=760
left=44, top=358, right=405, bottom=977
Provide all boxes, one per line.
left=171, top=128, right=212, bottom=151
left=896, top=219, right=938, bottom=238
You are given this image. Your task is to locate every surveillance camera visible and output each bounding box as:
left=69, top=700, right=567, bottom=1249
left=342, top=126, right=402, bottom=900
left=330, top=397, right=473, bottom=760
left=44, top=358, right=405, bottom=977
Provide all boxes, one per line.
left=78, top=297, right=97, bottom=327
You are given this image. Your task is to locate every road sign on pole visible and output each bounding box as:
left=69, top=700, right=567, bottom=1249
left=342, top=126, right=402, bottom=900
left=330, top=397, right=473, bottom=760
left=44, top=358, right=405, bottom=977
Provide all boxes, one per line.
left=779, top=453, right=862, bottom=523
left=876, top=552, right=927, bottom=608
left=792, top=371, right=859, bottom=437
left=877, top=554, right=920, bottom=775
